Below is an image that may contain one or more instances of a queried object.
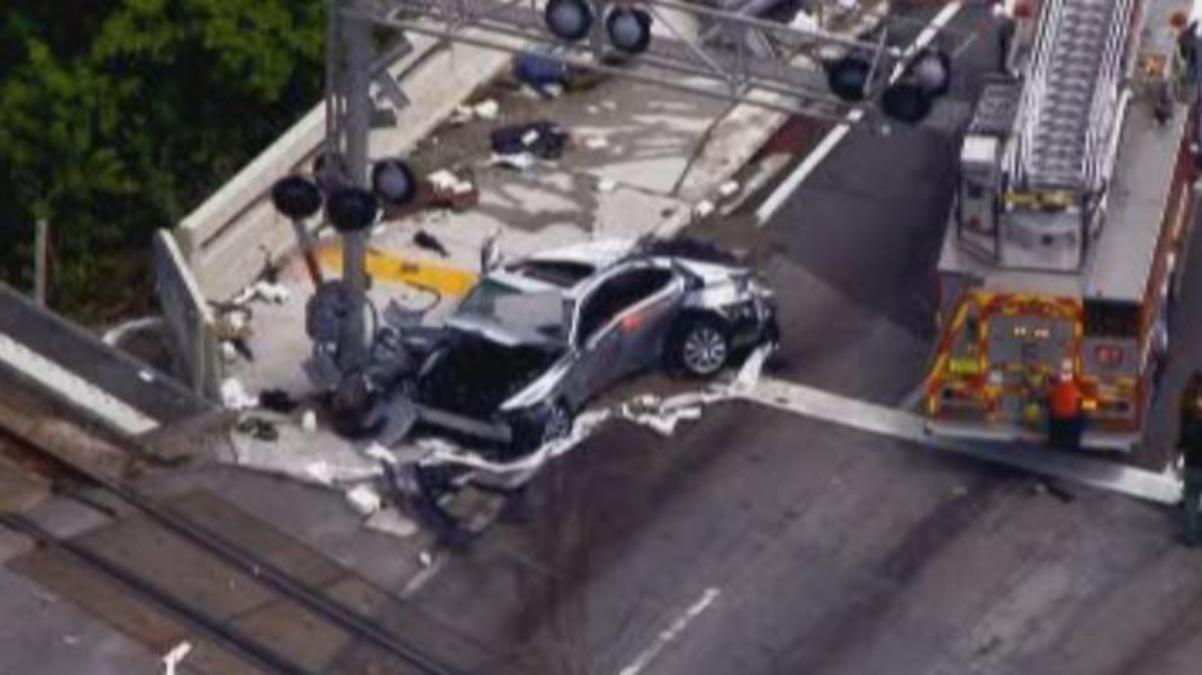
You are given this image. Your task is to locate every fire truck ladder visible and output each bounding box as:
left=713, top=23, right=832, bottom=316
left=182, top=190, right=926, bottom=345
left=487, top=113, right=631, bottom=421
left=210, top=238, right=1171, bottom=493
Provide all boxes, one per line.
left=1016, top=0, right=1131, bottom=192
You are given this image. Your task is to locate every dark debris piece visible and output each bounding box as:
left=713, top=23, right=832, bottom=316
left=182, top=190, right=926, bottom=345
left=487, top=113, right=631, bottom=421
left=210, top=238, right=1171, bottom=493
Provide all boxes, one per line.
left=259, top=388, right=299, bottom=414
left=414, top=230, right=450, bottom=258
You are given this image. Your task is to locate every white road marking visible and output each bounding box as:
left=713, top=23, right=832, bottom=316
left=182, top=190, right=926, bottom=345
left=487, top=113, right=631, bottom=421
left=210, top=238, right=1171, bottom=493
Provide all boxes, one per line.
left=755, top=1, right=966, bottom=224
left=618, top=588, right=721, bottom=675
left=737, top=377, right=1182, bottom=505
left=0, top=333, right=159, bottom=436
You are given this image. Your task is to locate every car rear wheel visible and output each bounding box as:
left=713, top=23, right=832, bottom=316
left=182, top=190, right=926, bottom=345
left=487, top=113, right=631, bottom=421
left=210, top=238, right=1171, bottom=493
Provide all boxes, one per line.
left=672, top=315, right=731, bottom=377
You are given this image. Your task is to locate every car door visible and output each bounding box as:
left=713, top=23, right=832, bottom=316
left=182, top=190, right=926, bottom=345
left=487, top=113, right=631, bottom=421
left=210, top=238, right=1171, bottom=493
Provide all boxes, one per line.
left=609, top=264, right=686, bottom=373
left=562, top=264, right=685, bottom=404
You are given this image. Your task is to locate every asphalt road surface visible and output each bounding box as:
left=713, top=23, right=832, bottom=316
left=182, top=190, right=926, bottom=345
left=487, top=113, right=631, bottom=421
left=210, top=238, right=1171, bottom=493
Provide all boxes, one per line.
left=391, top=6, right=1202, bottom=675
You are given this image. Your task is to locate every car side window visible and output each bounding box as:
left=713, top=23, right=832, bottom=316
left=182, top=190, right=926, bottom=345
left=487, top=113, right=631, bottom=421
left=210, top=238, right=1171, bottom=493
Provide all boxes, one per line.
left=576, top=267, right=674, bottom=346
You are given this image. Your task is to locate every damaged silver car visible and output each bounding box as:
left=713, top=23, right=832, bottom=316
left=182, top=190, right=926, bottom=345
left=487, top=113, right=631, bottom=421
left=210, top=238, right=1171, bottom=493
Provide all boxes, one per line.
left=411, top=238, right=779, bottom=456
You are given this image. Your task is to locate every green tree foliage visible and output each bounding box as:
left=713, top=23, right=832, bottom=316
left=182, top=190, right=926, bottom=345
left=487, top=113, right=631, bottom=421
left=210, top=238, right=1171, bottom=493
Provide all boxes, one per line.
left=0, top=0, right=324, bottom=320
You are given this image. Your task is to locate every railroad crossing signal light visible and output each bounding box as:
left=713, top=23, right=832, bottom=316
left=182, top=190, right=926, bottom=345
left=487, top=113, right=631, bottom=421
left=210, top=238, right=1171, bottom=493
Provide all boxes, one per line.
left=545, top=0, right=594, bottom=42
left=327, top=187, right=380, bottom=234
left=825, top=55, right=873, bottom=102
left=911, top=48, right=952, bottom=97
left=313, top=150, right=350, bottom=194
left=606, top=6, right=653, bottom=55
left=881, top=48, right=952, bottom=124
left=271, top=175, right=323, bottom=220
left=881, top=82, right=933, bottom=124
left=371, top=158, right=417, bottom=206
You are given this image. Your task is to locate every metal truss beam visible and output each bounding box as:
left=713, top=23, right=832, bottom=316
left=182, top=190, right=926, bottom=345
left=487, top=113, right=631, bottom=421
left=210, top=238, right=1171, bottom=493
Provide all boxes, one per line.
left=349, top=0, right=961, bottom=119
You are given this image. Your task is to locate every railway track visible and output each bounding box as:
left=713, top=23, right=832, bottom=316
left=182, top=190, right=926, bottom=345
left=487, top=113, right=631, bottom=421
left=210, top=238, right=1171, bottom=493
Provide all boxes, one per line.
left=0, top=428, right=473, bottom=675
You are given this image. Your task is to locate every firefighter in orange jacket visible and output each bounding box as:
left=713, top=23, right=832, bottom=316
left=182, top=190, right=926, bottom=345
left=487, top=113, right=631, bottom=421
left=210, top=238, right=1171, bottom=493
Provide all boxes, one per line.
left=1047, top=360, right=1084, bottom=451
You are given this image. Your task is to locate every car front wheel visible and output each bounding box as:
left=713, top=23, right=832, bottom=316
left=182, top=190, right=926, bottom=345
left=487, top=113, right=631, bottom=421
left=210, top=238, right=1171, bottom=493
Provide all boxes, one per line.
left=672, top=315, right=731, bottom=377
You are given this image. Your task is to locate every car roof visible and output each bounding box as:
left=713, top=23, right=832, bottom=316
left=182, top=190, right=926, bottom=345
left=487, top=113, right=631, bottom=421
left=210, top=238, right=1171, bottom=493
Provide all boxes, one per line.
left=524, top=238, right=636, bottom=270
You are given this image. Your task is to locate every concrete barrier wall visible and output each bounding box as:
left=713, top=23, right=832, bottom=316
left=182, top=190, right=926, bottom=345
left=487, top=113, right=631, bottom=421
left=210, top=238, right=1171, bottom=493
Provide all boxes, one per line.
left=177, top=32, right=524, bottom=301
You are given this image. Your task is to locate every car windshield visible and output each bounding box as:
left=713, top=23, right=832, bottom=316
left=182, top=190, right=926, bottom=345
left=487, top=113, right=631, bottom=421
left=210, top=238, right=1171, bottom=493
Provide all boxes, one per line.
left=453, top=278, right=570, bottom=344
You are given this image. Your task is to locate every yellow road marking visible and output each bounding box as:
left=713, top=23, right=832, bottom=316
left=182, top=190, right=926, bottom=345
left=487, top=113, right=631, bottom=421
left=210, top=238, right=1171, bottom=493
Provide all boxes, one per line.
left=318, top=245, right=478, bottom=297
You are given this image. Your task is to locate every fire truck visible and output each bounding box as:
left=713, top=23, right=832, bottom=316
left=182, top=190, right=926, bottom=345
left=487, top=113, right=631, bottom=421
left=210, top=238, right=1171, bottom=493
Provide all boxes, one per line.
left=923, top=0, right=1201, bottom=450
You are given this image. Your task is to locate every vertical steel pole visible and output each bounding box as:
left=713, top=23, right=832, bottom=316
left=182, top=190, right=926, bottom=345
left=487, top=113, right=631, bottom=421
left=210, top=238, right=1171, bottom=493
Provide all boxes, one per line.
left=339, top=0, right=375, bottom=369
left=34, top=219, right=48, bottom=306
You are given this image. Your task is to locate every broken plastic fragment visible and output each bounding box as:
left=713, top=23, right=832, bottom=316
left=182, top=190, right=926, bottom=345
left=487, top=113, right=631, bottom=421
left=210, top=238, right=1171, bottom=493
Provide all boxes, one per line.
left=162, top=641, right=193, bottom=675
left=694, top=200, right=716, bottom=218
left=346, top=484, right=383, bottom=516
left=473, top=99, right=499, bottom=120
left=719, top=180, right=741, bottom=198
left=366, top=508, right=418, bottom=539
left=220, top=378, right=258, bottom=410
left=584, top=136, right=610, bottom=150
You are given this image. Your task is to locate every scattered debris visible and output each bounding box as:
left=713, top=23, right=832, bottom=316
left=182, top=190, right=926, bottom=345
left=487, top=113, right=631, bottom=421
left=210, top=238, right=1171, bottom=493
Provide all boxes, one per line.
left=414, top=230, right=450, bottom=258
left=490, top=120, right=569, bottom=160
left=418, top=550, right=434, bottom=568
left=448, top=105, right=475, bottom=125
left=220, top=341, right=239, bottom=363
left=346, top=484, right=383, bottom=516
left=718, top=180, right=741, bottom=198
left=598, top=178, right=618, bottom=193
left=515, top=50, right=569, bottom=96
left=303, top=460, right=382, bottom=486
left=473, top=99, right=499, bottom=121
left=235, top=417, right=279, bottom=442
left=162, top=642, right=193, bottom=675
left=220, top=378, right=258, bottom=410
left=600, top=99, right=619, bottom=111
left=427, top=169, right=474, bottom=196
left=300, top=409, right=318, bottom=433
left=232, top=280, right=290, bottom=306
left=62, top=635, right=79, bottom=646
left=365, top=507, right=418, bottom=539
left=694, top=200, right=717, bottom=218
left=487, top=152, right=536, bottom=172
left=584, top=136, right=610, bottom=150
left=586, top=104, right=602, bottom=115
left=138, top=370, right=155, bottom=383
left=364, top=442, right=398, bottom=465
left=259, top=388, right=299, bottom=414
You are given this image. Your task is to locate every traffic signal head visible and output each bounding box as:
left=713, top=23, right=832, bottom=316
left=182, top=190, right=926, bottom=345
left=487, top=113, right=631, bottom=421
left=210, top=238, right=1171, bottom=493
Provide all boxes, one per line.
left=825, top=55, right=873, bottom=102
left=371, top=159, right=417, bottom=207
left=545, top=0, right=594, bottom=42
left=327, top=187, right=380, bottom=234
left=606, top=6, right=653, bottom=55
left=271, top=175, right=323, bottom=220
left=880, top=81, right=932, bottom=125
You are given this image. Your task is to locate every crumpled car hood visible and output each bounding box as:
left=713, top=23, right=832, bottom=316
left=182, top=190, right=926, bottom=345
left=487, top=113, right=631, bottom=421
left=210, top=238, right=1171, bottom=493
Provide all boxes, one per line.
left=416, top=332, right=563, bottom=417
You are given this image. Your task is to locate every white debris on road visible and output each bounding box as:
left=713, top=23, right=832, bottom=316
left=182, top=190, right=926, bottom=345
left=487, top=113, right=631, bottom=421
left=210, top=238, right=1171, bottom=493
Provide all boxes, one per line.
left=365, top=507, right=418, bottom=539
left=427, top=169, right=474, bottom=195
left=598, top=178, right=618, bottom=193
left=487, top=152, right=536, bottom=172
left=232, top=280, right=290, bottom=306
left=473, top=99, right=500, bottom=120
left=138, top=370, right=156, bottom=383
left=694, top=200, right=716, bottom=218
left=161, top=641, right=193, bottom=675
left=302, top=460, right=383, bottom=486
left=300, top=409, right=317, bottom=433
left=220, top=341, right=238, bottom=363
left=584, top=136, right=610, bottom=150
left=346, top=484, right=383, bottom=516
left=220, top=378, right=258, bottom=410
left=718, top=180, right=741, bottom=198
left=419, top=550, right=434, bottom=568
